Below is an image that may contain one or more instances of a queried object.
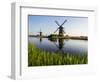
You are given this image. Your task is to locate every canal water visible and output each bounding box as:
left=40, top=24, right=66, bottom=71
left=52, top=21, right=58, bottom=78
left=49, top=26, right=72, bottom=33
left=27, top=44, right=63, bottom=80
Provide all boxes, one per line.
left=29, top=37, right=88, bottom=55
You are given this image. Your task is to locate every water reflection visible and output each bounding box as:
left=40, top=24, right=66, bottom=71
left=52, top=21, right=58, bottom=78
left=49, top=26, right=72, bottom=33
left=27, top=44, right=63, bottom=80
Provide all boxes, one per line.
left=58, top=38, right=64, bottom=50
left=40, top=37, right=42, bottom=42
left=48, top=38, right=65, bottom=55
left=29, top=37, right=87, bottom=55
left=48, top=38, right=64, bottom=49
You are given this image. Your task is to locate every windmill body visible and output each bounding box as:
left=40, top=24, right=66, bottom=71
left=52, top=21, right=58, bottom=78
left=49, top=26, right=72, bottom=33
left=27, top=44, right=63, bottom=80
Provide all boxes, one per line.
left=59, top=26, right=64, bottom=36
left=39, top=31, right=42, bottom=37
left=38, top=28, right=42, bottom=37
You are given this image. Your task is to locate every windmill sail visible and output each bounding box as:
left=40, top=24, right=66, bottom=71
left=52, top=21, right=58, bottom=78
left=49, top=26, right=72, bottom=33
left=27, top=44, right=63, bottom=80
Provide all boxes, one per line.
left=55, top=20, right=60, bottom=26
left=54, top=27, right=59, bottom=33
left=61, top=20, right=67, bottom=26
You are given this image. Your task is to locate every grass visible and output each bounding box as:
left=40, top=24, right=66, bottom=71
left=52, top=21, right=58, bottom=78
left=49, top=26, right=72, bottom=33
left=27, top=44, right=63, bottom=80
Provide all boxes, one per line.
left=28, top=43, right=88, bottom=66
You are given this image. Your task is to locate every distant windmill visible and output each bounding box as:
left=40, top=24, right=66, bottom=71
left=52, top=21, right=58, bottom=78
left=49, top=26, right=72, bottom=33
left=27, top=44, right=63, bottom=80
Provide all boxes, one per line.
left=38, top=28, right=42, bottom=37
left=54, top=20, right=67, bottom=37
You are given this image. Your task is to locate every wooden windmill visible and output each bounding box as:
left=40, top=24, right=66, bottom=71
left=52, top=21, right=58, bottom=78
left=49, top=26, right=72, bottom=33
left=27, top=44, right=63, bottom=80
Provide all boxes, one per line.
left=54, top=20, right=67, bottom=37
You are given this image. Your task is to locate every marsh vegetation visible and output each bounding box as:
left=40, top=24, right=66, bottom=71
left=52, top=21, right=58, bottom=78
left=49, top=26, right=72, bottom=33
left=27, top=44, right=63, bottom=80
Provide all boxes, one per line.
left=28, top=42, right=87, bottom=66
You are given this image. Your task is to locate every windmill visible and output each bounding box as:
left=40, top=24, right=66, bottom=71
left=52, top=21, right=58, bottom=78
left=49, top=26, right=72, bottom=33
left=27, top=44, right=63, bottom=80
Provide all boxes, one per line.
left=54, top=20, right=67, bottom=37
left=38, top=28, right=42, bottom=37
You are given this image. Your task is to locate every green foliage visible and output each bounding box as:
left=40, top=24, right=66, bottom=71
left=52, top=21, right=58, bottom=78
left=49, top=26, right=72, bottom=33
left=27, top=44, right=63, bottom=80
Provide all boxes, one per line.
left=28, top=43, right=88, bottom=66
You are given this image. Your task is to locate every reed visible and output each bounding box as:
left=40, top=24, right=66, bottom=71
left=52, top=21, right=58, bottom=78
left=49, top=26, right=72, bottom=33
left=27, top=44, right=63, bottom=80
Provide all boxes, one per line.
left=28, top=43, right=88, bottom=66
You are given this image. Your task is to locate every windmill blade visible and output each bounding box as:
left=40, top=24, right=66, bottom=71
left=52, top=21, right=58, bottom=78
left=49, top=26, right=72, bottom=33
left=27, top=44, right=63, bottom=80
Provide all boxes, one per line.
left=61, top=20, right=67, bottom=26
left=55, top=20, right=60, bottom=26
left=54, top=27, right=59, bottom=33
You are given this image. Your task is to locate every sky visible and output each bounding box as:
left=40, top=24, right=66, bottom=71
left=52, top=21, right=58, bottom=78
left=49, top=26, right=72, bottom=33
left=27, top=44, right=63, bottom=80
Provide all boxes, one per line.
left=28, top=15, right=88, bottom=36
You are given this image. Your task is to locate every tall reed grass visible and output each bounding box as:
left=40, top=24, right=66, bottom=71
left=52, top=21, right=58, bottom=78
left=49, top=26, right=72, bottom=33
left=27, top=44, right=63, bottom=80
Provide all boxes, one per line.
left=28, top=43, right=87, bottom=66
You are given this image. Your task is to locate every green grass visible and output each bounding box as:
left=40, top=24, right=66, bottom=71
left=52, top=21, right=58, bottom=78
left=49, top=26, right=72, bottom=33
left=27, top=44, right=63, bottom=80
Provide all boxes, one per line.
left=28, top=43, right=88, bottom=66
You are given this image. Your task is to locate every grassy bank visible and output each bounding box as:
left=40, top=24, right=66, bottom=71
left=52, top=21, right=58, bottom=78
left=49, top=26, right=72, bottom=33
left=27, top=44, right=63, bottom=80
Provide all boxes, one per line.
left=28, top=43, right=88, bottom=66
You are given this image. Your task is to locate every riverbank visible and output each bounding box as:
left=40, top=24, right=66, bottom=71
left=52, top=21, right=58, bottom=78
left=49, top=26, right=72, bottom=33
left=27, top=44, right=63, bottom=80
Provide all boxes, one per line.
left=28, top=43, right=88, bottom=66
left=29, top=35, right=88, bottom=40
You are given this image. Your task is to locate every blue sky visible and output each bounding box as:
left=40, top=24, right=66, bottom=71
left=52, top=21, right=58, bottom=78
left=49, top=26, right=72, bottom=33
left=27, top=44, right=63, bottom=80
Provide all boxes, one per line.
left=28, top=15, right=88, bottom=36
